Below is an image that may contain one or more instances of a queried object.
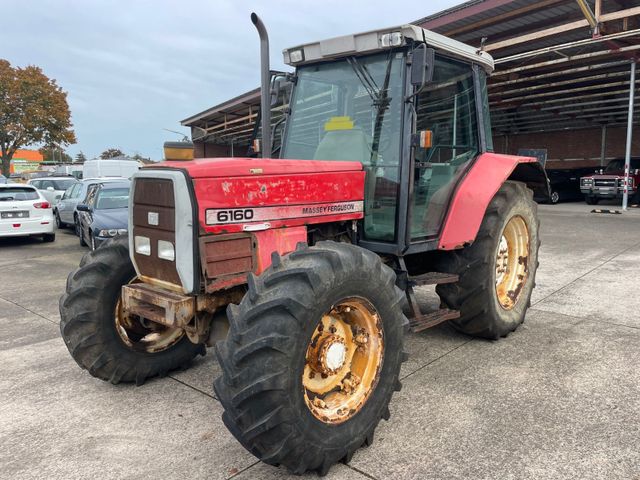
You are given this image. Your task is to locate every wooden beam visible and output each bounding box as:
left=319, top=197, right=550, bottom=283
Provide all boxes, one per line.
left=495, top=28, right=640, bottom=63
left=486, top=6, right=640, bottom=52
left=600, top=5, right=640, bottom=22
left=494, top=44, right=640, bottom=75
left=489, top=60, right=630, bottom=88
left=575, top=0, right=598, bottom=28
left=485, top=18, right=589, bottom=52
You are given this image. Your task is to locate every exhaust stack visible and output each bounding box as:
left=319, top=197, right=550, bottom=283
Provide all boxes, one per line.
left=251, top=12, right=271, bottom=158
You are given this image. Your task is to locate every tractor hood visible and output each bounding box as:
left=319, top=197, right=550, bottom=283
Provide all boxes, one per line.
left=153, top=157, right=363, bottom=178
left=143, top=157, right=366, bottom=236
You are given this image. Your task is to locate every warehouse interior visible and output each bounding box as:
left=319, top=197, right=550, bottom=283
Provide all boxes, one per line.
left=181, top=0, right=639, bottom=171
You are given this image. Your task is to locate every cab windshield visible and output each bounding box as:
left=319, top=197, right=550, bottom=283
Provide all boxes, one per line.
left=281, top=51, right=406, bottom=242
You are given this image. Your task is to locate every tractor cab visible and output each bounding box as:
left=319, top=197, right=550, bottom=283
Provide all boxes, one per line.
left=277, top=25, right=495, bottom=253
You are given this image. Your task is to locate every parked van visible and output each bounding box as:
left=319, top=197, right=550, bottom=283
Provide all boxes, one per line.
left=54, top=164, right=84, bottom=179
left=82, top=158, right=142, bottom=179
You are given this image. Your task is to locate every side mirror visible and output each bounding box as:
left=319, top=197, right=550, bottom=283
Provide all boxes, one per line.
left=77, top=204, right=90, bottom=212
left=411, top=45, right=436, bottom=87
left=46, top=186, right=55, bottom=191
left=270, top=75, right=293, bottom=108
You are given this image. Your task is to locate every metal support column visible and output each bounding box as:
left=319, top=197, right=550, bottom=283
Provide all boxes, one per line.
left=600, top=125, right=606, bottom=166
left=622, top=61, right=636, bottom=211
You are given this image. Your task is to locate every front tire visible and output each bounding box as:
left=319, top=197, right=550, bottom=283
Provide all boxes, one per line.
left=79, top=226, right=87, bottom=246
left=214, top=242, right=408, bottom=475
left=59, top=236, right=203, bottom=385
left=436, top=181, right=540, bottom=339
left=585, top=195, right=599, bottom=205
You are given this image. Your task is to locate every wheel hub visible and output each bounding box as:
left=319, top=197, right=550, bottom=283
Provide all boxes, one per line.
left=318, top=336, right=346, bottom=373
left=302, top=298, right=383, bottom=424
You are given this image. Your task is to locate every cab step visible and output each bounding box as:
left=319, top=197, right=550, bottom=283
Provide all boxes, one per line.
left=408, top=271, right=459, bottom=286
left=409, top=309, right=460, bottom=333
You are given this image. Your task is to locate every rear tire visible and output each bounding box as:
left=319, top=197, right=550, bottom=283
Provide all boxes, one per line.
left=43, top=233, right=55, bottom=243
left=214, top=241, right=408, bottom=475
left=436, top=181, right=540, bottom=339
left=55, top=211, right=64, bottom=228
left=585, top=195, right=599, bottom=205
left=59, top=236, right=203, bottom=385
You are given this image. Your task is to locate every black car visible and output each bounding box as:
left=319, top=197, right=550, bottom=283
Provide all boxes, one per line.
left=77, top=181, right=130, bottom=250
left=545, top=167, right=595, bottom=204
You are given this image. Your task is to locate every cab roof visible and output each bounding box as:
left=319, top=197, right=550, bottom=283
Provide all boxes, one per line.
left=283, top=24, right=494, bottom=73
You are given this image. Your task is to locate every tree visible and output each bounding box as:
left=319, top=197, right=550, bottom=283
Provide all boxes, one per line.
left=75, top=151, right=87, bottom=163
left=0, top=59, right=76, bottom=177
left=40, top=146, right=72, bottom=163
left=100, top=148, right=125, bottom=159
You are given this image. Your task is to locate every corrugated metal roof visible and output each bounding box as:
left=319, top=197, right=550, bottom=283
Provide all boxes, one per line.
left=184, top=0, right=640, bottom=147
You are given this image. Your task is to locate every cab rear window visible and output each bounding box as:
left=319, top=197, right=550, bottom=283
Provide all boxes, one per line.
left=0, top=187, right=39, bottom=201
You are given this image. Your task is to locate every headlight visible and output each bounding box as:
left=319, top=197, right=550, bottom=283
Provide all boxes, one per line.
left=98, top=228, right=128, bottom=237
left=380, top=31, right=403, bottom=47
left=288, top=48, right=305, bottom=63
left=581, top=178, right=593, bottom=185
left=157, top=240, right=175, bottom=262
left=134, top=235, right=151, bottom=256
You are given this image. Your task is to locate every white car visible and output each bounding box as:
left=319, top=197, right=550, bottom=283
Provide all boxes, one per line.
left=28, top=176, right=78, bottom=205
left=0, top=185, right=56, bottom=242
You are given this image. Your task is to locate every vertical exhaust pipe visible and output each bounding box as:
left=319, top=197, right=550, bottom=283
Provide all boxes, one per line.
left=251, top=12, right=271, bottom=158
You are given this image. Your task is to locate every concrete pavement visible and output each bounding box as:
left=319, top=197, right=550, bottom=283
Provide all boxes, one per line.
left=1, top=203, right=639, bottom=479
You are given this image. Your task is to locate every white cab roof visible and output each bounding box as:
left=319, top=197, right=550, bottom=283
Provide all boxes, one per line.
left=283, top=24, right=494, bottom=73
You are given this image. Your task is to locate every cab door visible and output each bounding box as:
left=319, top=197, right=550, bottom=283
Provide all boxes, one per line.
left=410, top=56, right=480, bottom=241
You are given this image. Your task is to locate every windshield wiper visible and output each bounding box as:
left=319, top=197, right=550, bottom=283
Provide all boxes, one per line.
left=346, top=53, right=395, bottom=166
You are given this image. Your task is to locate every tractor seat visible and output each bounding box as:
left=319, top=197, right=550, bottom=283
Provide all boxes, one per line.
left=313, top=128, right=371, bottom=165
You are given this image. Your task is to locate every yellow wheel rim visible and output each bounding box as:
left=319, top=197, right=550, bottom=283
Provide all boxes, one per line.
left=114, top=278, right=185, bottom=353
left=495, top=215, right=530, bottom=310
left=302, top=297, right=384, bottom=424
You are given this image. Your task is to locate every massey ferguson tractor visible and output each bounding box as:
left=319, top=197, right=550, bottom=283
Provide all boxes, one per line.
left=60, top=14, right=548, bottom=476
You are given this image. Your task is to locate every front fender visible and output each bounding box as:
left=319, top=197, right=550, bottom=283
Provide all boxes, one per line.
left=437, top=153, right=548, bottom=250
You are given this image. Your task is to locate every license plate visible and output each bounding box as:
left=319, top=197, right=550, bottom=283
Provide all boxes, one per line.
left=1, top=211, right=29, bottom=219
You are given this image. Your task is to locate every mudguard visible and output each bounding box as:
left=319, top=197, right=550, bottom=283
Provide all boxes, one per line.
left=438, top=153, right=549, bottom=250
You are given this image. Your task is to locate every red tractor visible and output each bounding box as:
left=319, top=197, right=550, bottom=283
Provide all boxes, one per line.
left=60, top=15, right=548, bottom=476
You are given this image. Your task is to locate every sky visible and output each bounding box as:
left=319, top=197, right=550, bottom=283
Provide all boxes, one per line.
left=1, top=0, right=461, bottom=160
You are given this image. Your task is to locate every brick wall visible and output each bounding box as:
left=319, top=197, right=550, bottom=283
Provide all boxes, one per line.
left=493, top=125, right=640, bottom=169
left=194, top=141, right=231, bottom=158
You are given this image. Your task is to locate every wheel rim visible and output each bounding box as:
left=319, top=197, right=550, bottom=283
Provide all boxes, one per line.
left=495, top=215, right=530, bottom=310
left=551, top=191, right=559, bottom=203
left=302, top=297, right=384, bottom=424
left=114, top=278, right=185, bottom=353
